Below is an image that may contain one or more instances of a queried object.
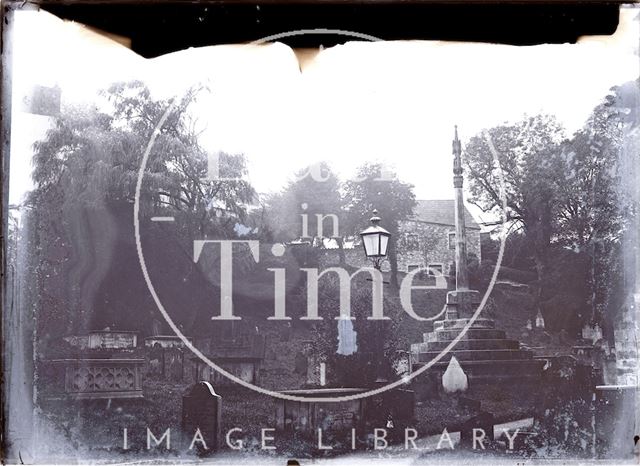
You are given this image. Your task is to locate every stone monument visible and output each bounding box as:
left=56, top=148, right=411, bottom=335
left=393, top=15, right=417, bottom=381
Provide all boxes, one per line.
left=182, top=381, right=222, bottom=452
left=411, top=127, right=545, bottom=387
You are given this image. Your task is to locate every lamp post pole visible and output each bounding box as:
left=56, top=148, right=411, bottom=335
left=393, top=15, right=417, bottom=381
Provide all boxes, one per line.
left=359, top=210, right=392, bottom=385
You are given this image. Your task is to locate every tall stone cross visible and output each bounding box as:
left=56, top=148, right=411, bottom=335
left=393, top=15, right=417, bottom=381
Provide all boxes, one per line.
left=452, top=125, right=470, bottom=291
left=445, top=126, right=480, bottom=320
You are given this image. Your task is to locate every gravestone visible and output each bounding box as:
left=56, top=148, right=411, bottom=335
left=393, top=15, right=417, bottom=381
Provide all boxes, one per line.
left=275, top=388, right=367, bottom=432
left=144, top=336, right=192, bottom=381
left=182, top=382, right=222, bottom=452
left=146, top=344, right=164, bottom=378
left=164, top=347, right=185, bottom=382
left=459, top=412, right=495, bottom=449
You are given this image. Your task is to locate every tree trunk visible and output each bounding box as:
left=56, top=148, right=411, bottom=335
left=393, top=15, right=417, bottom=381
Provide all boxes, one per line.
left=527, top=199, right=553, bottom=322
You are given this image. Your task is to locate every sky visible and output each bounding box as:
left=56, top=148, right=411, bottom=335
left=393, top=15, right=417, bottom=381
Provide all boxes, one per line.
left=9, top=7, right=640, bottom=226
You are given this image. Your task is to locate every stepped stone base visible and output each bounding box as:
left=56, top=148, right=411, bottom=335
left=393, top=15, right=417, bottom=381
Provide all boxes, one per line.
left=435, top=317, right=495, bottom=330
left=412, top=338, right=520, bottom=353
left=427, top=328, right=507, bottom=341
left=415, top=348, right=533, bottom=363
left=411, top=289, right=545, bottom=388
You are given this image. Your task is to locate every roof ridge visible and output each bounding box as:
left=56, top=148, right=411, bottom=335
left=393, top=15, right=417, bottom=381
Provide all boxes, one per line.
left=412, top=199, right=480, bottom=229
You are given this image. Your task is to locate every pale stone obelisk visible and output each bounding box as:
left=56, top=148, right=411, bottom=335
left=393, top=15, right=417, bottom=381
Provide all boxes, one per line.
left=446, top=126, right=480, bottom=320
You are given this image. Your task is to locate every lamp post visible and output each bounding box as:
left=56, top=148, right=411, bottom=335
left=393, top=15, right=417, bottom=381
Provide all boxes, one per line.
left=359, top=210, right=392, bottom=388
left=359, top=210, right=391, bottom=270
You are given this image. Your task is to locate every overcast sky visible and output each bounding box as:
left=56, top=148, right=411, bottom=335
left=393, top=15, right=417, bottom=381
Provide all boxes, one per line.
left=9, top=7, right=640, bottom=225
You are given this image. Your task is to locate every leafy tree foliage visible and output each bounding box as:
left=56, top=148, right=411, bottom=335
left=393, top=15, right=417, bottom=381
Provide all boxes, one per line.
left=465, top=81, right=638, bottom=333
left=26, top=81, right=255, bottom=337
left=464, top=114, right=566, bottom=282
left=342, top=163, right=416, bottom=288
left=310, top=279, right=400, bottom=387
left=265, top=162, right=343, bottom=245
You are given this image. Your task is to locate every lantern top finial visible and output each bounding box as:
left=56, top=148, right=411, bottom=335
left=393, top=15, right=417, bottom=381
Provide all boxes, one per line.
left=370, top=210, right=381, bottom=225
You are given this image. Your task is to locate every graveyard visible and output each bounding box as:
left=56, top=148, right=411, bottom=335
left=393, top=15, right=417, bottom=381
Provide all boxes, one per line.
left=29, top=128, right=636, bottom=462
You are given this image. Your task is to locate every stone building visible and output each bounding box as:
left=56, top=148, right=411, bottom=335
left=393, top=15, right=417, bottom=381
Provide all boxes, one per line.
left=397, top=199, right=481, bottom=276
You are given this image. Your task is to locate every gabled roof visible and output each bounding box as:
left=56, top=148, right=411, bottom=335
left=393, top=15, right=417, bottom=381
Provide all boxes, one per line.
left=410, top=199, right=480, bottom=230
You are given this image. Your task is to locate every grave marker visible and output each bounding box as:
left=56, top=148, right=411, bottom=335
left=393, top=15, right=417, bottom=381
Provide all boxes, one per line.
left=182, top=382, right=222, bottom=452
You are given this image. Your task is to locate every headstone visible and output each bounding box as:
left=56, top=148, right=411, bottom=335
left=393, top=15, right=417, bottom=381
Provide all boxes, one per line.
left=164, top=347, right=185, bottom=382
left=146, top=343, right=164, bottom=378
left=182, top=382, right=222, bottom=452
left=275, top=388, right=367, bottom=431
left=145, top=338, right=190, bottom=381
left=459, top=412, right=495, bottom=449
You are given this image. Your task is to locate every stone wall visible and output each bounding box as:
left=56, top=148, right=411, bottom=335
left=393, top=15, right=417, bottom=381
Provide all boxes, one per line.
left=316, top=222, right=481, bottom=276
left=396, top=221, right=481, bottom=275
left=318, top=248, right=370, bottom=269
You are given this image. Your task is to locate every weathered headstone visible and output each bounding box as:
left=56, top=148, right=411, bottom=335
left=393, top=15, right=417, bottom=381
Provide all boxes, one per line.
left=164, top=347, right=185, bottom=382
left=145, top=336, right=192, bottom=381
left=182, top=382, right=222, bottom=452
left=275, top=388, right=367, bottom=431
left=459, top=412, right=495, bottom=449
left=146, top=344, right=164, bottom=378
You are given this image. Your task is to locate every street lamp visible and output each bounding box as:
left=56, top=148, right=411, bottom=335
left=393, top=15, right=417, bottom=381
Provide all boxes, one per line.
left=360, top=209, right=391, bottom=270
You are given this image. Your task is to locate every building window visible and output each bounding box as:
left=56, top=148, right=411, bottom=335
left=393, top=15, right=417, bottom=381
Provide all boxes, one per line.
left=427, top=263, right=444, bottom=276
left=405, top=233, right=419, bottom=250
left=448, top=232, right=456, bottom=250
left=407, top=264, right=420, bottom=273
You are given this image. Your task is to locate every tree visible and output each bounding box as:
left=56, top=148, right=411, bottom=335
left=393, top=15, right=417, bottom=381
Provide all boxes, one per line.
left=464, top=86, right=637, bottom=334
left=464, top=114, right=566, bottom=278
left=342, top=163, right=416, bottom=289
left=266, top=162, right=342, bottom=244
left=464, top=115, right=566, bottom=319
left=554, top=82, right=635, bottom=327
left=27, top=80, right=256, bottom=336
left=311, top=278, right=400, bottom=387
